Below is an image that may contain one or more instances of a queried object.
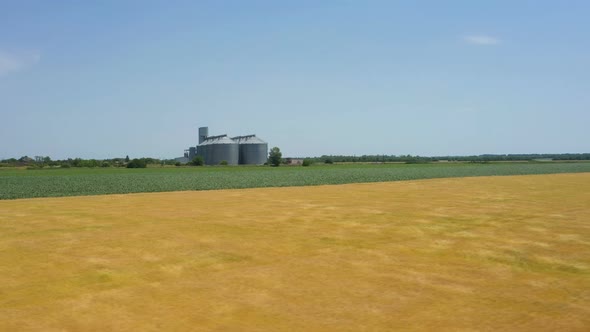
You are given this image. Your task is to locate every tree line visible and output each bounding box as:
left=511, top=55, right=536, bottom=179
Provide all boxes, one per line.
left=0, top=155, right=176, bottom=168
left=307, top=153, right=590, bottom=164
left=2, top=152, right=589, bottom=169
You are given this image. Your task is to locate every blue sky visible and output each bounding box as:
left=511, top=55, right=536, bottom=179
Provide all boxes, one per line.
left=1, top=0, right=588, bottom=159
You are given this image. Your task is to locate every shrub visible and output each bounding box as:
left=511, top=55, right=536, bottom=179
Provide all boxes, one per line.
left=324, top=158, right=334, bottom=164
left=219, top=160, right=228, bottom=166
left=190, top=156, right=204, bottom=166
left=302, top=159, right=312, bottom=167
left=127, top=158, right=147, bottom=168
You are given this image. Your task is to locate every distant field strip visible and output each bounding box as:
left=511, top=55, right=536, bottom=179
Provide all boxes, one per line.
left=2, top=162, right=590, bottom=199
left=0, top=173, right=589, bottom=331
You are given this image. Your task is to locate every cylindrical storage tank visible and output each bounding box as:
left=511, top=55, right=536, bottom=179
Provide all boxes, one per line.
left=198, top=127, right=209, bottom=144
left=188, top=147, right=196, bottom=160
left=197, top=142, right=207, bottom=160
left=204, top=135, right=239, bottom=165
left=236, top=135, right=268, bottom=165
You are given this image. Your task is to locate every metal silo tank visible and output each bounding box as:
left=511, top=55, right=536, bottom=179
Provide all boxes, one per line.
left=198, top=127, right=209, bottom=144
left=188, top=147, right=196, bottom=160
left=235, top=135, right=268, bottom=165
left=207, top=135, right=239, bottom=165
left=197, top=140, right=208, bottom=162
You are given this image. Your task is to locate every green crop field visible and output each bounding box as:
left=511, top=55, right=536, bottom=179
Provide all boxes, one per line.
left=1, top=162, right=590, bottom=200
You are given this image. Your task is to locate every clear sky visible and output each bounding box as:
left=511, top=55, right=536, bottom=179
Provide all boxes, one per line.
left=1, top=0, right=588, bottom=159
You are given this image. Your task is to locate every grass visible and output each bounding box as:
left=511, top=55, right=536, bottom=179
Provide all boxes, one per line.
left=1, top=173, right=589, bottom=330
left=2, top=161, right=590, bottom=199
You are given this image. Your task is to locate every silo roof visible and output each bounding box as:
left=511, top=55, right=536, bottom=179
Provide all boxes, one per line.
left=232, top=135, right=267, bottom=144
left=199, top=135, right=237, bottom=145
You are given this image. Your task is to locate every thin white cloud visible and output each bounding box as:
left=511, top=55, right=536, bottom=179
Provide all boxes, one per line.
left=0, top=50, right=40, bottom=76
left=463, top=35, right=500, bottom=45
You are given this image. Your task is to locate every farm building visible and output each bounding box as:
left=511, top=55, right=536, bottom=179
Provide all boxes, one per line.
left=183, top=127, right=268, bottom=165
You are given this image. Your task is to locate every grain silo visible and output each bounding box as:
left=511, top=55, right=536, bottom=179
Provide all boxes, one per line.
left=233, top=135, right=268, bottom=165
left=187, top=147, right=196, bottom=160
left=196, top=140, right=208, bottom=160
left=198, top=127, right=208, bottom=144
left=185, top=126, right=269, bottom=166
left=199, top=135, right=239, bottom=165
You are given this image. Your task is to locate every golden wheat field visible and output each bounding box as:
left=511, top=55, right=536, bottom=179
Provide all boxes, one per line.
left=1, top=173, right=589, bottom=331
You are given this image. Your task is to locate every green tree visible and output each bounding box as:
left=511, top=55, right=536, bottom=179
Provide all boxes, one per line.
left=268, top=147, right=282, bottom=167
left=190, top=156, right=204, bottom=166
left=125, top=155, right=130, bottom=163
left=127, top=158, right=147, bottom=168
